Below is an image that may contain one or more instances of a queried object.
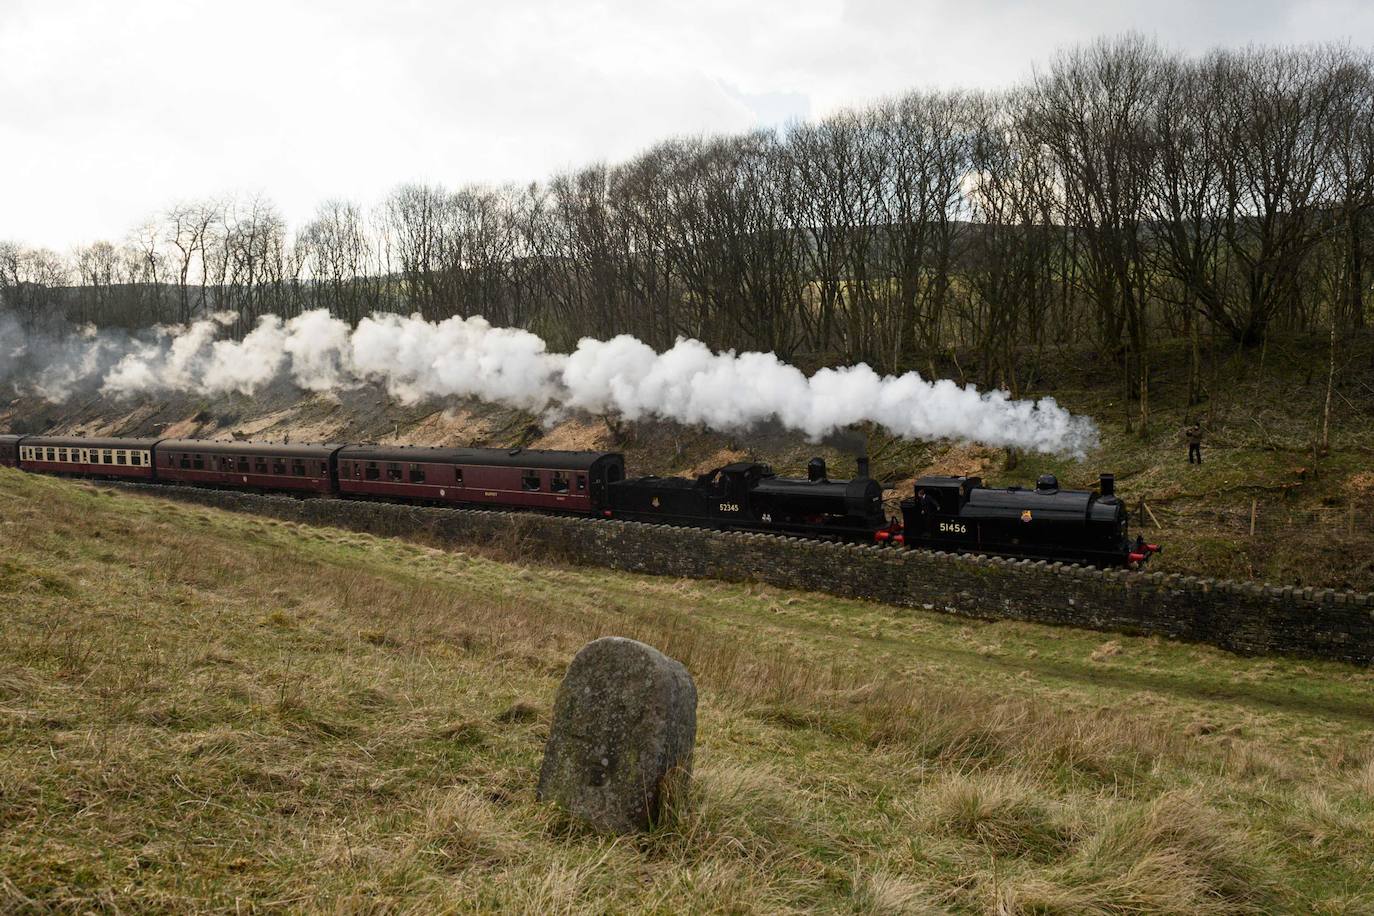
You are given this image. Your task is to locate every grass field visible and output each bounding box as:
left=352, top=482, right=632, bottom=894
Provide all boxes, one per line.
left=3, top=467, right=1374, bottom=913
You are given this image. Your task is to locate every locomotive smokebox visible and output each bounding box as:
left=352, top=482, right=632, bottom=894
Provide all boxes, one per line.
left=807, top=457, right=827, bottom=481
left=856, top=456, right=870, bottom=479
left=1100, top=473, right=1115, bottom=498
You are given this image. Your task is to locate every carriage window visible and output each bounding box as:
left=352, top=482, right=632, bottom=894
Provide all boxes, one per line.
left=115, top=452, right=126, bottom=465
left=291, top=460, right=306, bottom=477
left=254, top=458, right=268, bottom=474
left=522, top=470, right=541, bottom=491
left=237, top=458, right=250, bottom=473
left=103, top=450, right=113, bottom=463
left=365, top=462, right=380, bottom=481
left=454, top=468, right=464, bottom=486
left=551, top=471, right=569, bottom=493
left=272, top=459, right=286, bottom=475
left=180, top=455, right=191, bottom=469
left=46, top=449, right=56, bottom=461
left=409, top=464, right=425, bottom=483
left=58, top=449, right=68, bottom=462
left=220, top=457, right=232, bottom=471
left=130, top=453, right=141, bottom=466
left=386, top=463, right=402, bottom=482
left=320, top=462, right=328, bottom=475
left=576, top=474, right=586, bottom=492
left=191, top=455, right=203, bottom=470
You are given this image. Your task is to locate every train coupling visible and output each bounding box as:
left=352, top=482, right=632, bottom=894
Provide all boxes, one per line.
left=1128, top=540, right=1162, bottom=566
left=874, top=524, right=905, bottom=546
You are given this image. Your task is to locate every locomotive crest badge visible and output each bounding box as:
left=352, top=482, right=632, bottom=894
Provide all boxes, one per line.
left=1021, top=509, right=1033, bottom=522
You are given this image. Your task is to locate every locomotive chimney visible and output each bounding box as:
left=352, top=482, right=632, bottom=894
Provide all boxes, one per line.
left=1100, top=473, right=1115, bottom=498
left=807, top=457, right=827, bottom=481
left=856, top=456, right=870, bottom=479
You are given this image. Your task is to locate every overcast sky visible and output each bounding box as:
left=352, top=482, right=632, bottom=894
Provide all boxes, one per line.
left=2, top=0, right=1372, bottom=251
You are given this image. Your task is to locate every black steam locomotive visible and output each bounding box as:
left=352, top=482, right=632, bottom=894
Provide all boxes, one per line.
left=889, top=472, right=1157, bottom=566
left=607, top=457, right=886, bottom=540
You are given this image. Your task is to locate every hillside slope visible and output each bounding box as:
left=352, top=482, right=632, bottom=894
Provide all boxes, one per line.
left=2, top=330, right=1372, bottom=588
left=3, top=469, right=1374, bottom=912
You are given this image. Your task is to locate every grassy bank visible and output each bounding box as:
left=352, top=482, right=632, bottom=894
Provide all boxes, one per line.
left=2, top=468, right=1373, bottom=912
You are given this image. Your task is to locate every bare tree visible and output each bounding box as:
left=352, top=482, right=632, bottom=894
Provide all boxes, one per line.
left=1028, top=34, right=1165, bottom=433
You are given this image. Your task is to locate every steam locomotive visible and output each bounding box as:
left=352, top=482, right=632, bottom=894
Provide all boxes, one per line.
left=0, top=433, right=1158, bottom=567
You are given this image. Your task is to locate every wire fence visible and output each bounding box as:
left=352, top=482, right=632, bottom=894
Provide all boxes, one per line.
left=1134, top=498, right=1372, bottom=539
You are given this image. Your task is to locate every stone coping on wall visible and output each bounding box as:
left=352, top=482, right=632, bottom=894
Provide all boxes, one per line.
left=99, top=481, right=1374, bottom=665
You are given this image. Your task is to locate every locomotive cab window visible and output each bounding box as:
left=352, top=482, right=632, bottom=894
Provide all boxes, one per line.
left=365, top=462, right=380, bottom=481
left=551, top=471, right=569, bottom=493
left=409, top=464, right=425, bottom=483
left=521, top=470, right=541, bottom=491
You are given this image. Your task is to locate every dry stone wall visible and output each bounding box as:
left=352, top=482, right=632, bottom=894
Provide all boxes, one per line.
left=112, top=482, right=1374, bottom=665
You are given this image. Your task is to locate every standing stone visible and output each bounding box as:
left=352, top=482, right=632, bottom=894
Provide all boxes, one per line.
left=537, top=637, right=697, bottom=833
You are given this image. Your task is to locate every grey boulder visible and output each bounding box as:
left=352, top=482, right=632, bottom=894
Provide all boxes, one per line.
left=537, top=637, right=697, bottom=833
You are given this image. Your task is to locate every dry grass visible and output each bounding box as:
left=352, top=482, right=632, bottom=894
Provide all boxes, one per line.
left=2, top=468, right=1374, bottom=912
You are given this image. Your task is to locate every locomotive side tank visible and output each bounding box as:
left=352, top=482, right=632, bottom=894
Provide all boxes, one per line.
left=898, top=472, right=1157, bottom=566
left=608, top=457, right=885, bottom=539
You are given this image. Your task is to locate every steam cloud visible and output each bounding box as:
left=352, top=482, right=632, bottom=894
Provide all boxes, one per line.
left=0, top=309, right=1099, bottom=456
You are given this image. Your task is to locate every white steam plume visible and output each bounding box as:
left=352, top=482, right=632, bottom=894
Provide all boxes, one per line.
left=2, top=309, right=1099, bottom=456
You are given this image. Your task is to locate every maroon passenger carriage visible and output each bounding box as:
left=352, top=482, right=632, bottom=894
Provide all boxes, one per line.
left=0, top=434, right=25, bottom=467
left=17, top=435, right=159, bottom=480
left=334, top=445, right=624, bottom=512
left=156, top=439, right=341, bottom=494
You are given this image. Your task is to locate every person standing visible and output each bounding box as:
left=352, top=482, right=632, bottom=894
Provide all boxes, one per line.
left=916, top=487, right=941, bottom=532
left=1184, top=422, right=1203, bottom=465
